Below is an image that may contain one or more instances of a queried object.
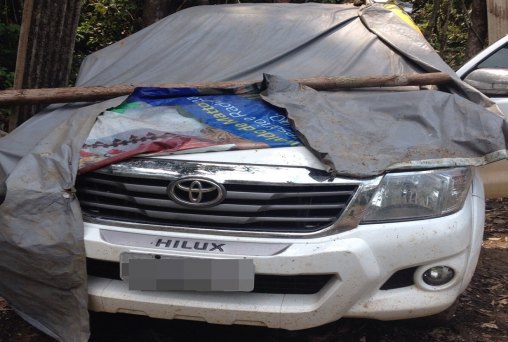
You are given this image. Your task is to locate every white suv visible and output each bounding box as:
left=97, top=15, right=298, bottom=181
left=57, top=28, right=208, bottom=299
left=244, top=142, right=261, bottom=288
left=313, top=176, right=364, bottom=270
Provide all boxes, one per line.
left=74, top=4, right=487, bottom=332
left=81, top=147, right=485, bottom=330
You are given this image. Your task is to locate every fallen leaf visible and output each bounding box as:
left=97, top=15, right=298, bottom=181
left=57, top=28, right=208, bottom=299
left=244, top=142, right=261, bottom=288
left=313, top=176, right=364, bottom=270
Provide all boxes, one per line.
left=481, top=322, right=499, bottom=330
left=497, top=299, right=508, bottom=307
left=488, top=284, right=503, bottom=291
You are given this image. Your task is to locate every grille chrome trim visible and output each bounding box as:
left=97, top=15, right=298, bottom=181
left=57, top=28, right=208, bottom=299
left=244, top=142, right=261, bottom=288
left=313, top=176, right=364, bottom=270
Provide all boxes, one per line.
left=77, top=158, right=382, bottom=238
left=79, top=190, right=347, bottom=212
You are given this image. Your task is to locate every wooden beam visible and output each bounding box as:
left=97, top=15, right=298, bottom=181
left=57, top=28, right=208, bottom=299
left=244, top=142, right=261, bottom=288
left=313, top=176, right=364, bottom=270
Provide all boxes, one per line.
left=0, top=72, right=453, bottom=106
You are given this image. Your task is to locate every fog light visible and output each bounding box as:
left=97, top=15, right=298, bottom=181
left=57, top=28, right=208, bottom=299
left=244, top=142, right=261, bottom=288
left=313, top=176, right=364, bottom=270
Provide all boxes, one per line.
left=422, top=266, right=455, bottom=286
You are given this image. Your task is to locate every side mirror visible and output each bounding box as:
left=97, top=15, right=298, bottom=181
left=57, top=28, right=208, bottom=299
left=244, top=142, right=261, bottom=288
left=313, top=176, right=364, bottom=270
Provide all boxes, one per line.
left=464, top=68, right=508, bottom=96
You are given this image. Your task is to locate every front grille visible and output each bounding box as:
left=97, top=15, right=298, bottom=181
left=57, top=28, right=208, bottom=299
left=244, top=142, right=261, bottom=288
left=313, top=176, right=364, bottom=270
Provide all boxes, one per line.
left=86, top=258, right=333, bottom=295
left=76, top=171, right=357, bottom=233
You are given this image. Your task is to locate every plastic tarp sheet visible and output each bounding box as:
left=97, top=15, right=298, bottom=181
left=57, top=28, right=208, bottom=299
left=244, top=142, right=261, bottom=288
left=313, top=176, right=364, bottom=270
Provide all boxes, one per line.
left=261, top=75, right=506, bottom=177
left=0, top=3, right=506, bottom=340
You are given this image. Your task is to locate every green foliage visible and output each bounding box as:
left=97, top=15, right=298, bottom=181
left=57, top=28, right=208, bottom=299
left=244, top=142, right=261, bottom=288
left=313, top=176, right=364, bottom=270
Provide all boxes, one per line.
left=76, top=0, right=143, bottom=53
left=0, top=1, right=21, bottom=130
left=411, top=0, right=473, bottom=69
left=0, top=23, right=19, bottom=89
left=0, top=1, right=21, bottom=90
left=72, top=0, right=144, bottom=82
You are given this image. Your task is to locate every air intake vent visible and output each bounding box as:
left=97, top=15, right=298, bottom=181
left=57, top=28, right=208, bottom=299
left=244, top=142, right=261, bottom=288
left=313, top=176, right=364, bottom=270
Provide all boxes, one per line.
left=86, top=258, right=333, bottom=294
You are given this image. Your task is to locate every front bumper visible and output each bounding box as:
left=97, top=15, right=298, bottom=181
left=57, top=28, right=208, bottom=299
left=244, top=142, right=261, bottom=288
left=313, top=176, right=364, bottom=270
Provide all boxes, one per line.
left=85, top=181, right=484, bottom=330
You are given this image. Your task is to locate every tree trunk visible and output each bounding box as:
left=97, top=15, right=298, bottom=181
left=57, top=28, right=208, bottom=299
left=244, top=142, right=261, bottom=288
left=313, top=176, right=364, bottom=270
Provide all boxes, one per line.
left=487, top=0, right=508, bottom=44
left=424, top=0, right=441, bottom=39
left=8, top=0, right=81, bottom=131
left=143, top=0, right=215, bottom=26
left=142, top=0, right=170, bottom=27
left=439, top=0, right=452, bottom=54
left=465, top=0, right=487, bottom=59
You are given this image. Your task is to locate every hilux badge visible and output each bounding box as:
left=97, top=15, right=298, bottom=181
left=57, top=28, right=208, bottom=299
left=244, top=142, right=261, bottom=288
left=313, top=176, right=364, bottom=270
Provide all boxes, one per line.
left=168, top=178, right=226, bottom=207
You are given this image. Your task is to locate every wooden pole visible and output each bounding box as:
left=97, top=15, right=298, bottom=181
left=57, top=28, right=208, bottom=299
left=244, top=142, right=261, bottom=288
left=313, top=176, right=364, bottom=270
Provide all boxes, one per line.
left=0, top=72, right=453, bottom=106
left=8, top=0, right=34, bottom=131
left=12, top=0, right=34, bottom=92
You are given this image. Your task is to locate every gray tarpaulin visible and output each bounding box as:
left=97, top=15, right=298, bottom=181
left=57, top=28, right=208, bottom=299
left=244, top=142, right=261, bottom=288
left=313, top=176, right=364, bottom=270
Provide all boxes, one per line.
left=261, top=75, right=506, bottom=177
left=0, top=2, right=506, bottom=340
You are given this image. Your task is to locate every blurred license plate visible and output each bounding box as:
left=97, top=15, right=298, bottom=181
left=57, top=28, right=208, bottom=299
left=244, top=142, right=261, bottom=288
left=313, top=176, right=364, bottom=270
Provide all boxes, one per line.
left=120, top=253, right=254, bottom=292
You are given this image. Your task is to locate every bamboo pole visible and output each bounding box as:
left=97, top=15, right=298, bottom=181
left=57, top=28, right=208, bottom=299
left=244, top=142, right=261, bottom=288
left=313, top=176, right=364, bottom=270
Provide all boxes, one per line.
left=0, top=72, right=453, bottom=106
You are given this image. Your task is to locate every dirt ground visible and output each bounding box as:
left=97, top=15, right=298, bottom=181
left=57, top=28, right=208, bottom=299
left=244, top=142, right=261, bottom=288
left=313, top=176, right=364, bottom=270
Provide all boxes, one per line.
left=1, top=199, right=507, bottom=342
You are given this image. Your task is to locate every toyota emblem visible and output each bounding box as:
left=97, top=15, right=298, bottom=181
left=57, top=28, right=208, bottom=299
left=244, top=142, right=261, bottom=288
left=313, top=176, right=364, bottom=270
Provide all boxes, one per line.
left=168, top=178, right=226, bottom=207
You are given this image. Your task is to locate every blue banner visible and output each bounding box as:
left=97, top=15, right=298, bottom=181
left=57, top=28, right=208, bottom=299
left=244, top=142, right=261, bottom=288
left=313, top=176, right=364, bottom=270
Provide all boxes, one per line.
left=122, top=87, right=301, bottom=147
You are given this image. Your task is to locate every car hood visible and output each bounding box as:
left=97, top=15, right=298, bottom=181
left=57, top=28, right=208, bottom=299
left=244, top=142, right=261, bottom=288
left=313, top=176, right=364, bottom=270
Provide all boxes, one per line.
left=153, top=146, right=328, bottom=171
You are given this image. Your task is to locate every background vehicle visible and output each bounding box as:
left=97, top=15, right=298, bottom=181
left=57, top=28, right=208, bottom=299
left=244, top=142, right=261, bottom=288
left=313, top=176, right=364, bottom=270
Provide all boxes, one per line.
left=457, top=35, right=508, bottom=198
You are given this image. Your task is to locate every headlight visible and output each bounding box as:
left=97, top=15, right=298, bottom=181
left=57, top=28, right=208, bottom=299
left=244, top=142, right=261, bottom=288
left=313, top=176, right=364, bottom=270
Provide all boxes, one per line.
left=361, top=167, right=472, bottom=223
